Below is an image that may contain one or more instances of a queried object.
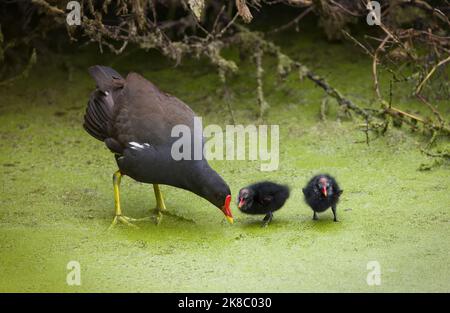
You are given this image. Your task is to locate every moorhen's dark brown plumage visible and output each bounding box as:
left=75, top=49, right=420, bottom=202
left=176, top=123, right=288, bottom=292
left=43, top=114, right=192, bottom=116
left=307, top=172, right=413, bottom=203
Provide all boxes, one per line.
left=237, top=181, right=290, bottom=227
left=302, top=174, right=343, bottom=222
left=83, top=65, right=233, bottom=227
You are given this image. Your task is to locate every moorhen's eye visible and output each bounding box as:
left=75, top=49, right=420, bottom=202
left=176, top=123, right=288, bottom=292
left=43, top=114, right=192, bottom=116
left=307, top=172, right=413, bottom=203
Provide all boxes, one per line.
left=215, top=192, right=224, bottom=200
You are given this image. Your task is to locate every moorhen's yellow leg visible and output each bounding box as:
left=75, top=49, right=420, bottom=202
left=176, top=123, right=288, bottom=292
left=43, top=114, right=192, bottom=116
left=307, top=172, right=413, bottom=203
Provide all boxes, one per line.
left=151, top=185, right=197, bottom=224
left=153, top=184, right=167, bottom=224
left=109, top=170, right=139, bottom=229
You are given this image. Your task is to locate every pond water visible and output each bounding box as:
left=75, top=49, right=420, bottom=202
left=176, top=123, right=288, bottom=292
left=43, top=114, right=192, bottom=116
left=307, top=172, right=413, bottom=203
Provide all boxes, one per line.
left=0, top=28, right=448, bottom=292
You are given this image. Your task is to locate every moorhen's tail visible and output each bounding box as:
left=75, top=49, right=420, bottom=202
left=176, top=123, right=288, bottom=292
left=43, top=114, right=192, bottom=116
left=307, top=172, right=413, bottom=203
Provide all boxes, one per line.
left=88, top=66, right=124, bottom=91
left=83, top=66, right=123, bottom=142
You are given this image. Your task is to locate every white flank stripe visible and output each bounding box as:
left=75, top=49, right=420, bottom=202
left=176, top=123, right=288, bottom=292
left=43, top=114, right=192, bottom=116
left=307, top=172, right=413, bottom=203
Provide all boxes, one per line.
left=129, top=142, right=145, bottom=149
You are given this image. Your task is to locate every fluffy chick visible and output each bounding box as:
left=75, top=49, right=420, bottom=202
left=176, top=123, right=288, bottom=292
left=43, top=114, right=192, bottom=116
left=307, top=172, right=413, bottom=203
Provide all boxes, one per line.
left=238, top=181, right=290, bottom=227
left=302, top=174, right=343, bottom=222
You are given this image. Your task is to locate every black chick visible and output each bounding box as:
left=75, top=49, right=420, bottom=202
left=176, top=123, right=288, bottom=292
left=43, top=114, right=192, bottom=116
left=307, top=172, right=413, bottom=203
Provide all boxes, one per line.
left=237, top=181, right=290, bottom=227
left=302, top=174, right=343, bottom=222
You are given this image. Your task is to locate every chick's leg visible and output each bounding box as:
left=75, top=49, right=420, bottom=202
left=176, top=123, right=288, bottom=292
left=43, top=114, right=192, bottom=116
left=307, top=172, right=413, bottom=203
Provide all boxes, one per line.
left=109, top=170, right=139, bottom=229
left=313, top=211, right=318, bottom=220
left=332, top=205, right=338, bottom=222
left=262, top=212, right=273, bottom=227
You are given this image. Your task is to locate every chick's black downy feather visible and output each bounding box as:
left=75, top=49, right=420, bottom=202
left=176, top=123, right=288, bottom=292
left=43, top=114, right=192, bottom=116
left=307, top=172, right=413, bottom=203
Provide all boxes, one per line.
left=238, top=181, right=290, bottom=226
left=302, top=174, right=343, bottom=222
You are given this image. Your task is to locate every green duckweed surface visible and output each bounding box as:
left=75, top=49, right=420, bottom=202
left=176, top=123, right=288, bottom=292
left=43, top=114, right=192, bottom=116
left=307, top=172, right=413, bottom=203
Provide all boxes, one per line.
left=0, top=29, right=449, bottom=292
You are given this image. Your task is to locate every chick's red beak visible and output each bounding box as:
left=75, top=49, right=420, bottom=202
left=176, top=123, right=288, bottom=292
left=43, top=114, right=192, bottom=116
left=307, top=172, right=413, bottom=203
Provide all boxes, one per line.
left=322, top=186, right=328, bottom=197
left=238, top=198, right=245, bottom=209
left=222, top=195, right=233, bottom=224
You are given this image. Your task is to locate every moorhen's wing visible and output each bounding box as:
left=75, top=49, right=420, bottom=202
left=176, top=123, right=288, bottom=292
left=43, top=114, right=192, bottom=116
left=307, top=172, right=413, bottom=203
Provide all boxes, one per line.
left=111, top=73, right=196, bottom=149
left=109, top=72, right=205, bottom=186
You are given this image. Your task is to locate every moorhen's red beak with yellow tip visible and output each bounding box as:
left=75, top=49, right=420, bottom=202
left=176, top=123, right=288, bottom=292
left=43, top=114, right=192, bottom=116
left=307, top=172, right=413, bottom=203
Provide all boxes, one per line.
left=222, top=195, right=233, bottom=224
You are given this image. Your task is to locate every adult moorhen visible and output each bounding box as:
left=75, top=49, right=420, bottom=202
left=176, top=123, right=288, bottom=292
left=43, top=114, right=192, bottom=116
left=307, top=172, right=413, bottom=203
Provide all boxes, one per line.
left=83, top=66, right=233, bottom=227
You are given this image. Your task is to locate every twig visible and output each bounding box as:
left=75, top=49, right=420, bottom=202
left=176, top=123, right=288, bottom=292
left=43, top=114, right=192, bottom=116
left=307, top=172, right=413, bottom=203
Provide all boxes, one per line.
left=420, top=148, right=450, bottom=159
left=415, top=55, right=450, bottom=95
left=216, top=12, right=239, bottom=39
left=342, top=30, right=374, bottom=57
left=254, top=45, right=269, bottom=120
left=373, top=35, right=389, bottom=99
left=221, top=74, right=236, bottom=124
left=364, top=117, right=370, bottom=146
left=388, top=79, right=392, bottom=108
left=384, top=106, right=425, bottom=123
left=330, top=0, right=362, bottom=17
left=320, top=97, right=328, bottom=121
left=416, top=94, right=445, bottom=128
left=268, top=6, right=314, bottom=34
left=31, top=0, right=65, bottom=15
left=297, top=64, right=371, bottom=119
left=342, top=30, right=406, bottom=82
left=399, top=0, right=450, bottom=27
left=211, top=5, right=226, bottom=35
